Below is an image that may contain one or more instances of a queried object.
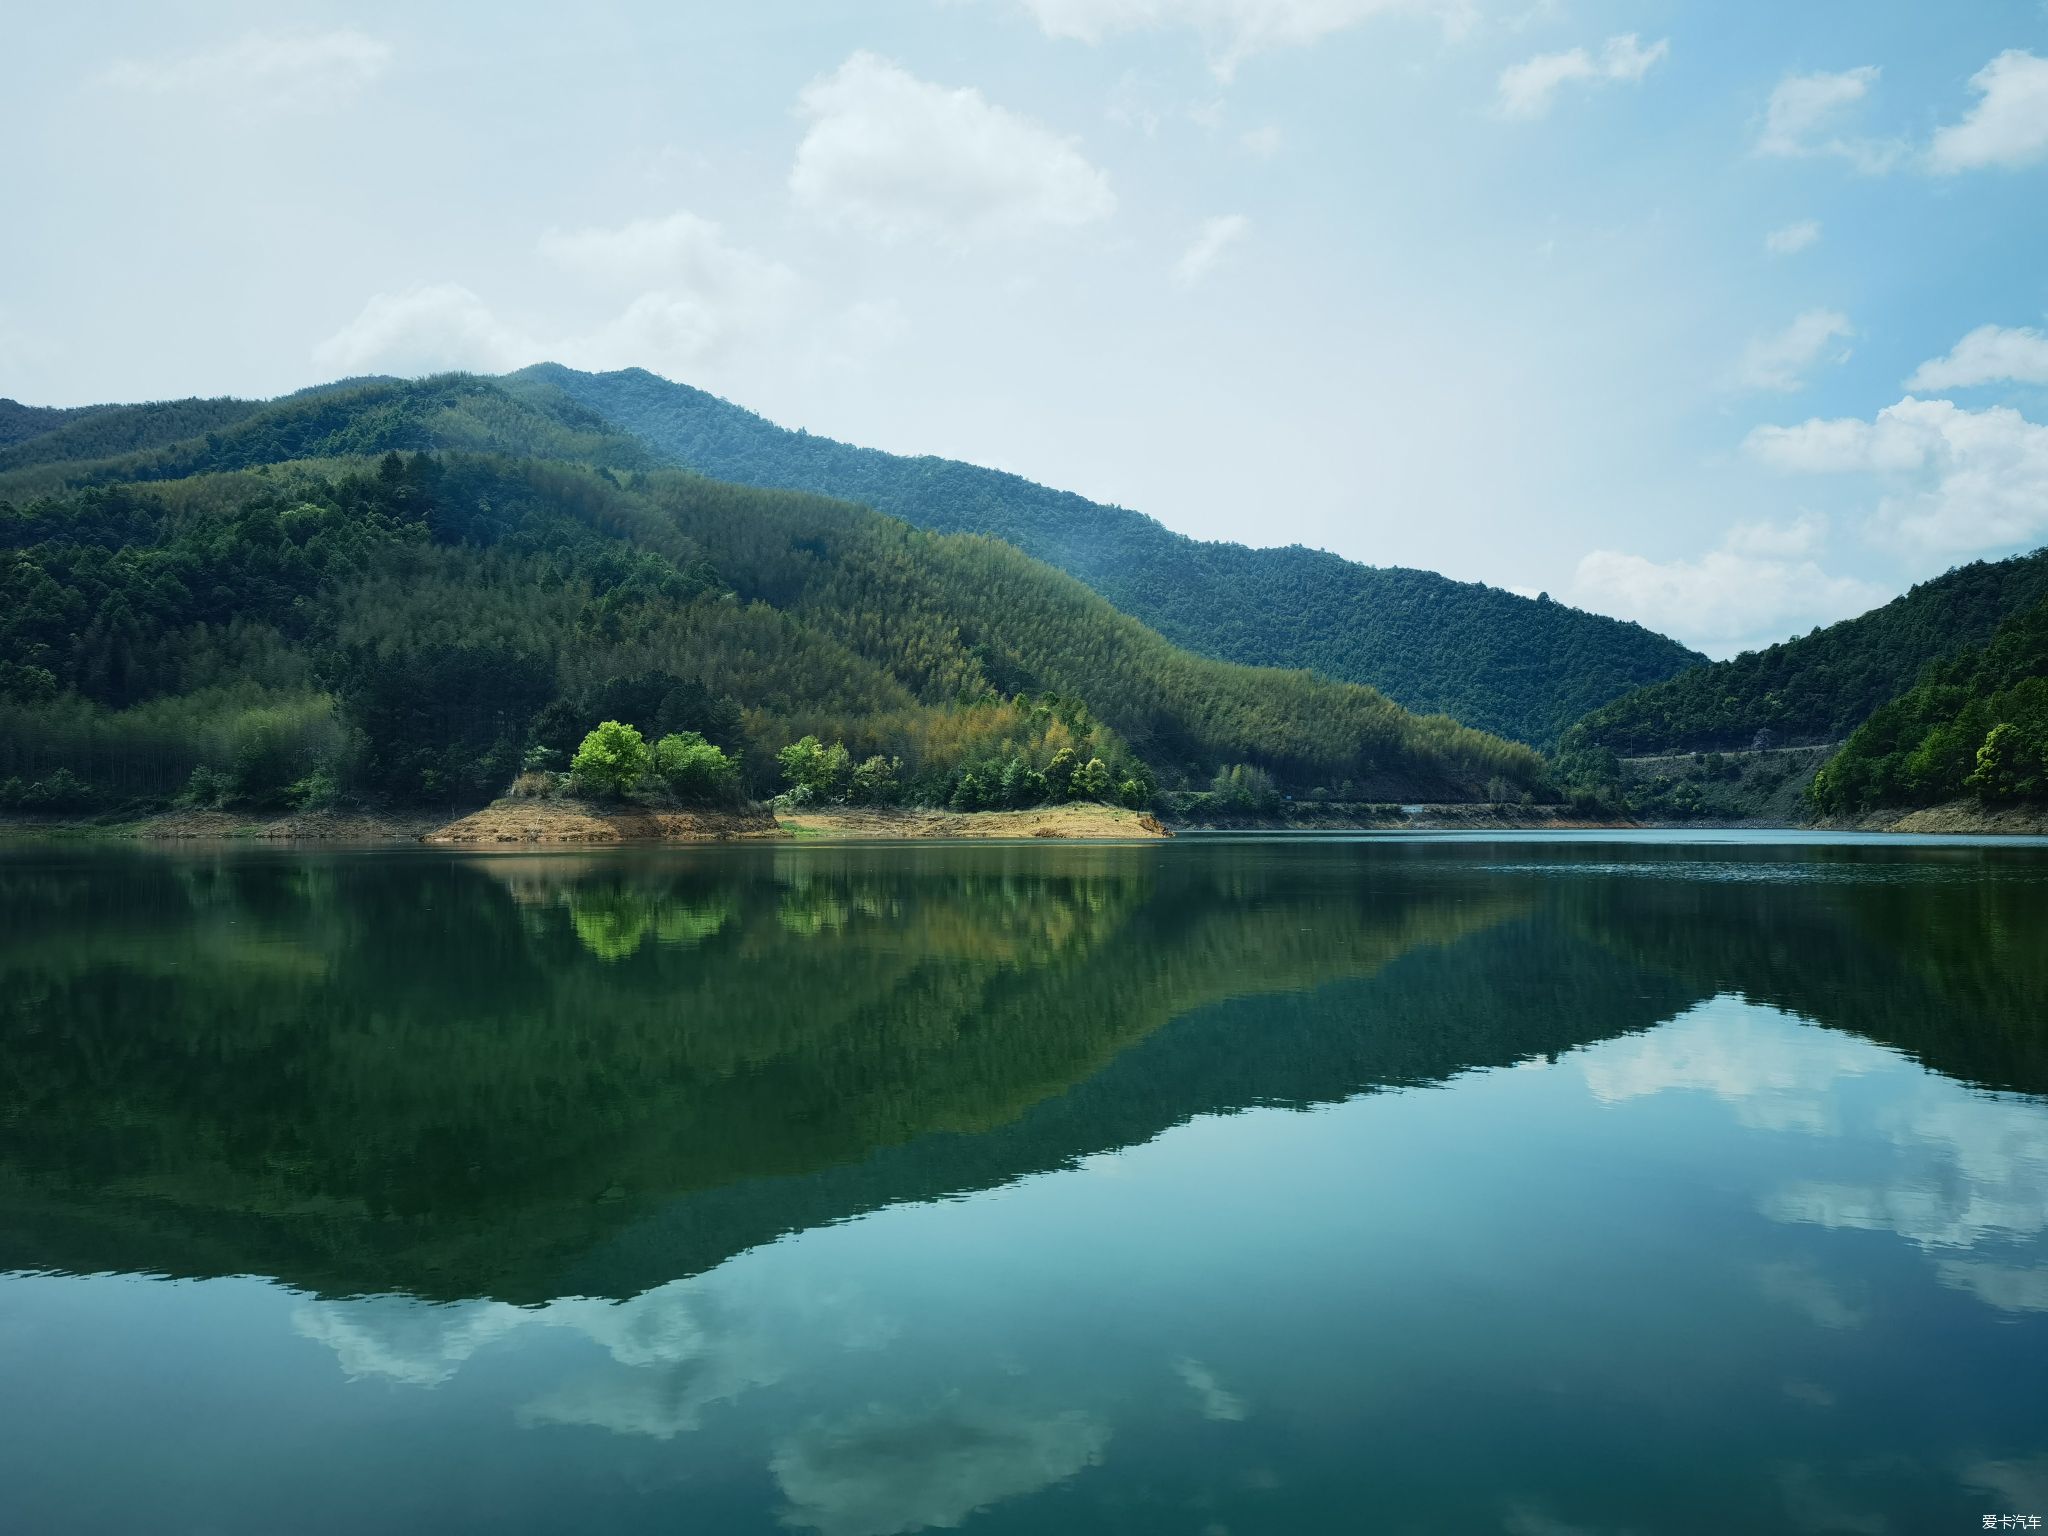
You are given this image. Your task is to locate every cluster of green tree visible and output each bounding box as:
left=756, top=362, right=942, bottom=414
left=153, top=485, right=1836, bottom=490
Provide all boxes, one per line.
left=776, top=730, right=1147, bottom=809
left=552, top=719, right=743, bottom=803
left=1810, top=595, right=2048, bottom=810
left=1564, top=549, right=2048, bottom=758
left=0, top=375, right=1549, bottom=812
left=512, top=364, right=1703, bottom=747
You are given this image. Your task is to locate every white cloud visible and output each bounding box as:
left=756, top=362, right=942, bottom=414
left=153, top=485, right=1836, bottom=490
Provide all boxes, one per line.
left=771, top=1400, right=1110, bottom=1536
left=1763, top=1090, right=2048, bottom=1251
left=1580, top=1002, right=1880, bottom=1135
left=539, top=211, right=801, bottom=371
left=1746, top=395, right=2048, bottom=555
left=1928, top=49, right=2048, bottom=172
left=1569, top=527, right=1885, bottom=657
left=1009, top=0, right=1477, bottom=80
left=1723, top=510, right=1829, bottom=559
left=105, top=30, right=390, bottom=113
left=1906, top=323, right=2048, bottom=390
left=1240, top=123, right=1284, bottom=157
left=540, top=212, right=793, bottom=296
left=1495, top=34, right=1668, bottom=120
left=318, top=205, right=902, bottom=389
left=1737, top=309, right=1854, bottom=393
left=1172, top=214, right=1250, bottom=289
left=1757, top=1260, right=1868, bottom=1330
left=1764, top=219, right=1821, bottom=256
left=790, top=52, right=1115, bottom=246
left=1756, top=66, right=1899, bottom=171
left=1936, top=1259, right=2048, bottom=1313
left=1173, top=1356, right=1249, bottom=1420
left=312, top=284, right=539, bottom=376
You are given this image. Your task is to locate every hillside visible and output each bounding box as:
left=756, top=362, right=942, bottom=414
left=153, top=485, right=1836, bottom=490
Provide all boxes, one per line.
left=511, top=364, right=1702, bottom=747
left=0, top=399, right=111, bottom=449
left=0, top=375, right=1546, bottom=815
left=1565, top=549, right=2048, bottom=759
left=1811, top=593, right=2048, bottom=812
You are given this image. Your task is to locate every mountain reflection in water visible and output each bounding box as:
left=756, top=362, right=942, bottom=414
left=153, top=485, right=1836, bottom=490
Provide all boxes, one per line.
left=1, top=837, right=2044, bottom=1534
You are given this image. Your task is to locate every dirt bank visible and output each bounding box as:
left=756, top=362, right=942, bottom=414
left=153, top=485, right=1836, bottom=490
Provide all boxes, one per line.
left=1824, top=801, right=2048, bottom=836
left=781, top=805, right=1171, bottom=840
left=123, top=807, right=442, bottom=842
left=424, top=799, right=782, bottom=845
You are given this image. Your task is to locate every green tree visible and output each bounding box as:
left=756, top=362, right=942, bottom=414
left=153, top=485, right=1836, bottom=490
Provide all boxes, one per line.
left=1966, top=721, right=2045, bottom=803
left=571, top=721, right=652, bottom=797
left=1071, top=756, right=1113, bottom=801
left=653, top=731, right=740, bottom=803
left=849, top=754, right=902, bottom=805
left=778, top=736, right=852, bottom=802
left=1209, top=763, right=1278, bottom=813
left=1043, top=746, right=1077, bottom=801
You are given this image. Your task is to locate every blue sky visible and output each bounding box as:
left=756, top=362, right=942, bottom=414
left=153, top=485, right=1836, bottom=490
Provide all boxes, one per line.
left=5, top=1, right=2047, bottom=655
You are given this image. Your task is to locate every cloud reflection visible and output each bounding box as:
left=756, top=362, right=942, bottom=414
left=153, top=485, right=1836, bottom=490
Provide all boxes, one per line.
left=771, top=1398, right=1109, bottom=1536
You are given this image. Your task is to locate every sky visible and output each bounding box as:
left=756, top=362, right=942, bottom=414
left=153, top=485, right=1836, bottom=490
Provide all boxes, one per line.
left=5, top=1, right=2048, bottom=657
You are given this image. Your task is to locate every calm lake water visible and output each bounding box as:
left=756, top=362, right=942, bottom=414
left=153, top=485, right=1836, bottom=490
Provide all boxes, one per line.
left=2, top=833, right=2045, bottom=1534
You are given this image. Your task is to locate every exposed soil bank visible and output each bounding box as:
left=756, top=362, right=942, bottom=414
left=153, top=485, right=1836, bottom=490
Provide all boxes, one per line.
left=424, top=799, right=782, bottom=845
left=34, top=807, right=445, bottom=843
left=1820, top=800, right=2048, bottom=836
left=780, top=805, right=1171, bottom=840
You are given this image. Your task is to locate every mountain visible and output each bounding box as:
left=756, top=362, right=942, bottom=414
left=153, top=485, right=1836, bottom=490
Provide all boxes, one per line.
left=0, top=396, right=259, bottom=472
left=508, top=364, right=1704, bottom=747
left=1565, top=549, right=2048, bottom=759
left=1811, top=592, right=2048, bottom=811
left=0, top=399, right=111, bottom=449
left=0, top=374, right=1547, bottom=812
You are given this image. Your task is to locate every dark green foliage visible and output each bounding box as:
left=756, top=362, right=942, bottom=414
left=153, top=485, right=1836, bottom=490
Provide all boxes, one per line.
left=1811, top=596, right=2048, bottom=811
left=515, top=364, right=1702, bottom=746
left=0, top=398, right=112, bottom=449
left=0, top=396, right=255, bottom=470
left=0, top=375, right=1549, bottom=811
left=1569, top=550, right=2048, bottom=757
left=335, top=636, right=557, bottom=801
left=1210, top=763, right=1281, bottom=813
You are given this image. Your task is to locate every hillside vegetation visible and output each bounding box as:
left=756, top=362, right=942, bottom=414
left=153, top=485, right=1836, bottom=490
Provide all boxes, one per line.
left=0, top=375, right=1546, bottom=815
left=1812, top=594, right=2048, bottom=812
left=1566, top=549, right=2048, bottom=758
left=515, top=364, right=1701, bottom=747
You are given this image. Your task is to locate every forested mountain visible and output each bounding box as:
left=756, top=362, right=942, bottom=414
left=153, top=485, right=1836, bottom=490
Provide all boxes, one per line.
left=0, top=396, right=260, bottom=473
left=1565, top=550, right=2048, bottom=758
left=1811, top=594, right=2048, bottom=811
left=512, top=364, right=1702, bottom=747
left=0, top=399, right=110, bottom=449
left=0, top=375, right=1547, bottom=814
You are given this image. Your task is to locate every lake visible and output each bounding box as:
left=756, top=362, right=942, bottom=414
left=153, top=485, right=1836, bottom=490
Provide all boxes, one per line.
left=2, top=833, right=2045, bottom=1533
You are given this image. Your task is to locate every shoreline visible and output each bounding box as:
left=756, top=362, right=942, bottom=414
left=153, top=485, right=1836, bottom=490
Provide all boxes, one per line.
left=5, top=796, right=2044, bottom=846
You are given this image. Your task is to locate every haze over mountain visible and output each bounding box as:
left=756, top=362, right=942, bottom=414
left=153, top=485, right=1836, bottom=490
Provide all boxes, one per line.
left=516, top=364, right=1704, bottom=748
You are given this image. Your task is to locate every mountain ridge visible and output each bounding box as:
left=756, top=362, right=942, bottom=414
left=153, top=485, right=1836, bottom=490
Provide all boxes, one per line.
left=509, top=363, right=1705, bottom=747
